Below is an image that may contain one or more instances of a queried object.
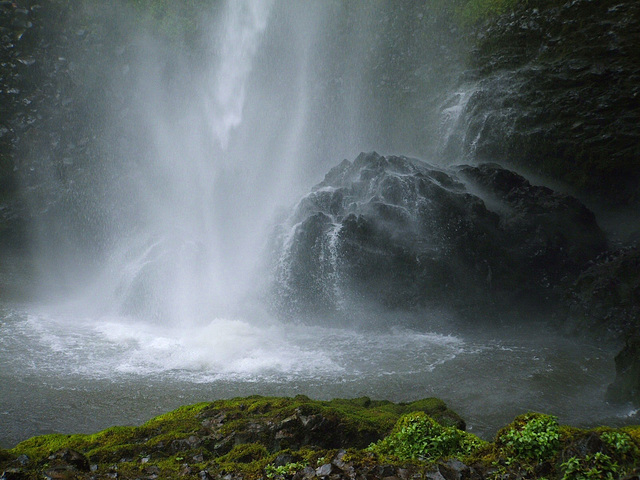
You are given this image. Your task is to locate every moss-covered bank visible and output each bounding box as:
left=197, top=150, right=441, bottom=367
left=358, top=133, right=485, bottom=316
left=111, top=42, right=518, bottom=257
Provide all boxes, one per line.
left=1, top=396, right=639, bottom=480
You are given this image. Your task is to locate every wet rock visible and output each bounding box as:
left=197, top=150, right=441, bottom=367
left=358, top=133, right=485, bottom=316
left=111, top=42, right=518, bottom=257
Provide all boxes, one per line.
left=425, top=471, right=447, bottom=480
left=0, top=468, right=27, bottom=480
left=377, top=465, right=395, bottom=478
left=48, top=449, right=89, bottom=471
left=211, top=434, right=235, bottom=455
left=274, top=453, right=295, bottom=467
left=448, top=0, right=640, bottom=206
left=170, top=435, right=202, bottom=452
left=437, top=459, right=476, bottom=480
left=316, top=463, right=333, bottom=477
left=198, top=470, right=213, bottom=480
left=561, top=431, right=607, bottom=459
left=200, top=412, right=227, bottom=431
left=43, top=465, right=77, bottom=480
left=564, top=245, right=640, bottom=340
left=607, top=336, right=640, bottom=405
left=271, top=152, right=606, bottom=319
left=143, top=465, right=160, bottom=477
left=299, top=466, right=317, bottom=479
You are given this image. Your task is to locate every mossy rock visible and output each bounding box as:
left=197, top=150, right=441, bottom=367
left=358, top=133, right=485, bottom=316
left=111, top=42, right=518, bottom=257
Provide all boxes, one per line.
left=4, top=398, right=640, bottom=480
left=4, top=396, right=460, bottom=467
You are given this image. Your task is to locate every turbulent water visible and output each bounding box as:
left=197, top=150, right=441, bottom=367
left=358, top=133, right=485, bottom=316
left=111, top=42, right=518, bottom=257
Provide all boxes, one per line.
left=1, top=300, right=636, bottom=448
left=0, top=0, right=636, bottom=449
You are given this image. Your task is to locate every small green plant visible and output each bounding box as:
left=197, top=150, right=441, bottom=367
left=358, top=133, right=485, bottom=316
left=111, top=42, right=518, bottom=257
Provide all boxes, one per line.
left=561, top=452, right=620, bottom=480
left=498, top=413, right=560, bottom=461
left=600, top=430, right=636, bottom=457
left=367, top=412, right=484, bottom=461
left=265, top=461, right=308, bottom=479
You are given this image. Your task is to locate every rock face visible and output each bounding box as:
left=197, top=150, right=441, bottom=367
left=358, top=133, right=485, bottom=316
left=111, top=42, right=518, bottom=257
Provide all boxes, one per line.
left=565, top=245, right=640, bottom=339
left=560, top=244, right=640, bottom=405
left=0, top=0, right=122, bottom=255
left=445, top=0, right=640, bottom=207
left=270, top=152, right=606, bottom=319
left=607, top=336, right=640, bottom=404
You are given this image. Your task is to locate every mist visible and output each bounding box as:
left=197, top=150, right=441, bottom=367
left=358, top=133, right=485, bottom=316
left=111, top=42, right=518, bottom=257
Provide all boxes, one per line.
left=21, top=0, right=464, bottom=325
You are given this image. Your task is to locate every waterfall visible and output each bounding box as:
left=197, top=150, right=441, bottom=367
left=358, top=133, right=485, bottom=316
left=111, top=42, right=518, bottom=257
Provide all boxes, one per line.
left=207, top=0, right=274, bottom=149
left=1, top=1, right=634, bottom=450
left=24, top=1, right=469, bottom=325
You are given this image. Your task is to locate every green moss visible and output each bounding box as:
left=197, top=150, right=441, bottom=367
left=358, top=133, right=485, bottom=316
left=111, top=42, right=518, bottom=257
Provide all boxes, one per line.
left=457, top=0, right=522, bottom=24
left=5, top=396, right=640, bottom=480
left=6, top=396, right=462, bottom=469
left=202, top=395, right=458, bottom=448
left=219, top=444, right=269, bottom=464
left=142, top=402, right=209, bottom=432
left=10, top=433, right=91, bottom=460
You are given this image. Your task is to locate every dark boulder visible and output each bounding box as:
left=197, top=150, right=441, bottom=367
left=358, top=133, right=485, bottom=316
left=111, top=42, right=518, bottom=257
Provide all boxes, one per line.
left=269, top=152, right=606, bottom=319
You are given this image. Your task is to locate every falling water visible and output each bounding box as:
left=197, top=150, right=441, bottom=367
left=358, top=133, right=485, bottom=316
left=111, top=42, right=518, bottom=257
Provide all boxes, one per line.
left=0, top=0, right=634, bottom=449
left=207, top=0, right=274, bottom=149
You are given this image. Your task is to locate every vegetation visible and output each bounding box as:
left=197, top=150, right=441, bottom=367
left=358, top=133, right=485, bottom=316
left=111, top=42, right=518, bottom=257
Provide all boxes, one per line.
left=497, top=412, right=560, bottom=462
left=561, top=452, right=621, bottom=480
left=2, top=398, right=639, bottom=479
left=456, top=0, right=522, bottom=23
left=367, top=412, right=485, bottom=462
left=264, top=461, right=308, bottom=479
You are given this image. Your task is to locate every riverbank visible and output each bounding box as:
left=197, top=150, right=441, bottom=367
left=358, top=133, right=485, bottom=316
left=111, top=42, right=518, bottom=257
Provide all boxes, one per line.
left=1, top=396, right=639, bottom=479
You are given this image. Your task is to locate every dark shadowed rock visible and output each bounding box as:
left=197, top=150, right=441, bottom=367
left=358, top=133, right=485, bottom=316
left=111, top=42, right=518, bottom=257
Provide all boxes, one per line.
left=48, top=449, right=90, bottom=472
left=607, top=336, right=640, bottom=405
left=0, top=469, right=27, bottom=480
left=445, top=0, right=640, bottom=207
left=270, top=152, right=606, bottom=319
left=565, top=245, right=640, bottom=339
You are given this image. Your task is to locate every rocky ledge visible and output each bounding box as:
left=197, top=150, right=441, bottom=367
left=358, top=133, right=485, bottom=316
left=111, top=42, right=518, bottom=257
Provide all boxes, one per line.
left=2, top=396, right=640, bottom=480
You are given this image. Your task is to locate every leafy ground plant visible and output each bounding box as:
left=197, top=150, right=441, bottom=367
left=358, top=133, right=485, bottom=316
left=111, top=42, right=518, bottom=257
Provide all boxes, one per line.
left=498, top=412, right=560, bottom=462
left=367, top=412, right=485, bottom=462
left=265, top=461, right=308, bottom=479
left=561, top=452, right=620, bottom=480
left=600, top=430, right=637, bottom=458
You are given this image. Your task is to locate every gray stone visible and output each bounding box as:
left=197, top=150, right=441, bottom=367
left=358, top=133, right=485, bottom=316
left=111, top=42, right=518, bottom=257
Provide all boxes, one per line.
left=316, top=463, right=333, bottom=477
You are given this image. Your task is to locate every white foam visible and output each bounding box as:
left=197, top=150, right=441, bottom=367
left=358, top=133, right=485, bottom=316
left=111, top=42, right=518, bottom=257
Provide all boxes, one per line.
left=2, top=306, right=464, bottom=383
